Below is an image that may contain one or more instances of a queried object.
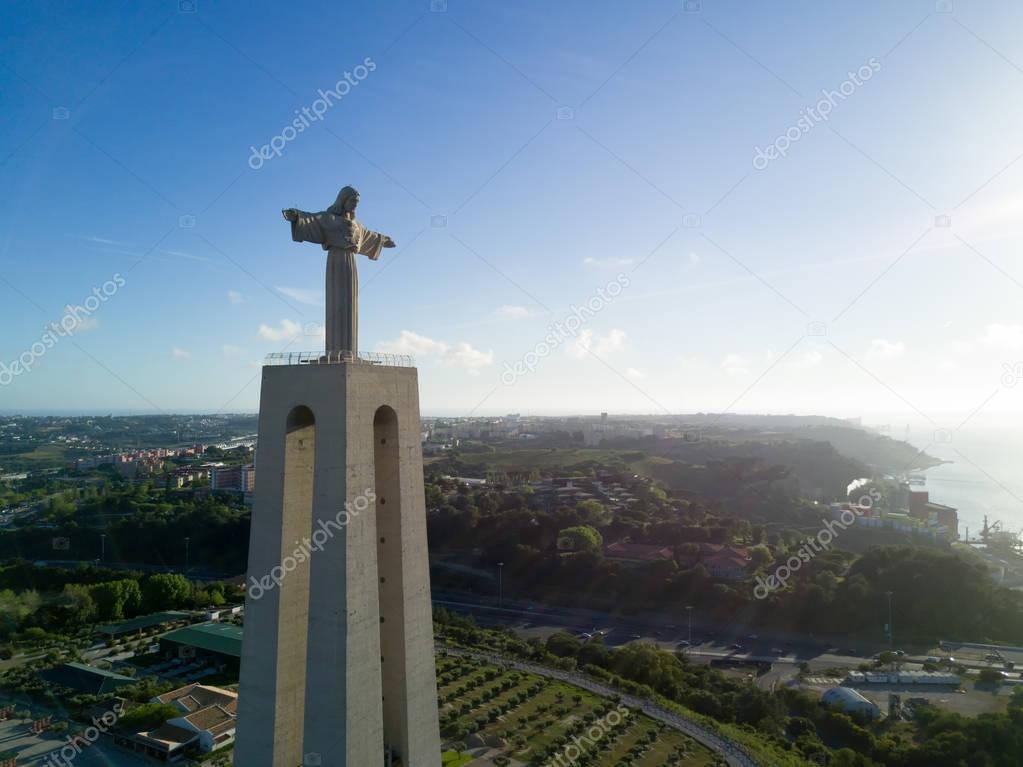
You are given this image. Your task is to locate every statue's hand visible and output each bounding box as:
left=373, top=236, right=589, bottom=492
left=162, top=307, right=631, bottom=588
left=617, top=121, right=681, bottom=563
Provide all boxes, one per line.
left=282, top=208, right=299, bottom=222
left=383, top=236, right=397, bottom=248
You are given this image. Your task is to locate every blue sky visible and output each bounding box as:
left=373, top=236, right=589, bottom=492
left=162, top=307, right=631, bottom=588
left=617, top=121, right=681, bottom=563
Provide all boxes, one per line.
left=2, top=0, right=1023, bottom=425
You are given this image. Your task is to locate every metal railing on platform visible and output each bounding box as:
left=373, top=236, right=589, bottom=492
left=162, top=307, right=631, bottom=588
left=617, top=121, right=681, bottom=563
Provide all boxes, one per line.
left=263, top=351, right=415, bottom=368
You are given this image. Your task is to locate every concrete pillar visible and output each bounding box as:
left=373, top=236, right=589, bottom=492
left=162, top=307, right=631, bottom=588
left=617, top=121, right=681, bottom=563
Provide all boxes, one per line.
left=236, top=361, right=440, bottom=767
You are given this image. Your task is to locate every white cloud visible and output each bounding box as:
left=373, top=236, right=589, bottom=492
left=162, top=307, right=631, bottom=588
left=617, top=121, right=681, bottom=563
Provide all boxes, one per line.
left=596, top=329, right=626, bottom=355
left=444, top=342, right=495, bottom=373
left=678, top=355, right=708, bottom=371
left=257, top=319, right=304, bottom=342
left=497, top=305, right=530, bottom=319
left=222, top=344, right=242, bottom=358
left=688, top=252, right=701, bottom=265
left=82, top=235, right=133, bottom=247
left=54, top=315, right=99, bottom=334
left=569, top=329, right=627, bottom=359
left=172, top=347, right=191, bottom=360
left=792, top=349, right=823, bottom=369
left=160, top=249, right=216, bottom=265
left=375, top=330, right=493, bottom=372
left=626, top=367, right=645, bottom=380
left=277, top=286, right=323, bottom=306
left=866, top=339, right=906, bottom=360
left=377, top=330, right=449, bottom=357
left=944, top=196, right=1023, bottom=242
left=983, top=323, right=1023, bottom=351
left=583, top=256, right=634, bottom=267
left=721, top=353, right=749, bottom=377
left=228, top=290, right=244, bottom=305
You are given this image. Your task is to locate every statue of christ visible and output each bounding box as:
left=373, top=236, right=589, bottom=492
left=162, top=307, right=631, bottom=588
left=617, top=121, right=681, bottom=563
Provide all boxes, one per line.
left=283, top=185, right=396, bottom=355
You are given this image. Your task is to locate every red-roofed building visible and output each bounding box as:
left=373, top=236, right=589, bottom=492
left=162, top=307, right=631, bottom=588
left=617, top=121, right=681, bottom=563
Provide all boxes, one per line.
left=678, top=543, right=751, bottom=581
left=702, top=550, right=750, bottom=580
left=114, top=684, right=237, bottom=761
left=604, top=542, right=675, bottom=564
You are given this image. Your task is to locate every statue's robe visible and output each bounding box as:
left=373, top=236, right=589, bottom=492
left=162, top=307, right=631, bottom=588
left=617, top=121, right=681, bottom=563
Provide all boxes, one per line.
left=289, top=211, right=388, bottom=354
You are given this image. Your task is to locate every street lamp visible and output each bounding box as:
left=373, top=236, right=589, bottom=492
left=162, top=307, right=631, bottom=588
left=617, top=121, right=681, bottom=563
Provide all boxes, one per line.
left=886, top=591, right=894, bottom=649
left=497, top=562, right=504, bottom=609
left=686, top=605, right=693, bottom=646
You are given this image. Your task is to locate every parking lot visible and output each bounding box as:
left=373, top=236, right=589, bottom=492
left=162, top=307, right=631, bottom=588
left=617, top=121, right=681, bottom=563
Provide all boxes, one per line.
left=848, top=680, right=1016, bottom=718
left=0, top=718, right=150, bottom=767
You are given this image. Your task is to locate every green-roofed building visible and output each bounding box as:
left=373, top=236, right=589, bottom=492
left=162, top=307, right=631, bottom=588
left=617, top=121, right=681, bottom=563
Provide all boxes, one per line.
left=160, top=622, right=243, bottom=664
left=98, top=611, right=193, bottom=638
left=39, top=662, right=136, bottom=695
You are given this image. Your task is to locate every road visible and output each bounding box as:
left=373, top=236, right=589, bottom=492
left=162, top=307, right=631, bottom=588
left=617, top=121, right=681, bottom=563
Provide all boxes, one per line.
left=434, top=590, right=862, bottom=662
left=443, top=646, right=759, bottom=767
left=434, top=591, right=1021, bottom=681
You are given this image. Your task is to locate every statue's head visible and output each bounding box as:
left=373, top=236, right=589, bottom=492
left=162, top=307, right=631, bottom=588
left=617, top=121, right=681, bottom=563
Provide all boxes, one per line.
left=328, top=186, right=360, bottom=216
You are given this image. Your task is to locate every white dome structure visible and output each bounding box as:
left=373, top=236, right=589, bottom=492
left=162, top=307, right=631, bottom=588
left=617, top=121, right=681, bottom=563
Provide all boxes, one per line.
left=821, top=687, right=882, bottom=719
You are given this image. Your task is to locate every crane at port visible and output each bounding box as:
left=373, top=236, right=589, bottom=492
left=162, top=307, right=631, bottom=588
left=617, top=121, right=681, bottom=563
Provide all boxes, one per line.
left=981, top=516, right=1022, bottom=551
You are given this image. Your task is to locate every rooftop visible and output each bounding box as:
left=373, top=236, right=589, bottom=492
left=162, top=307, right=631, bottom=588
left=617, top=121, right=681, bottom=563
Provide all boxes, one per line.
left=98, top=611, right=192, bottom=636
left=161, top=622, right=243, bottom=658
left=157, top=683, right=237, bottom=712
left=605, top=542, right=675, bottom=561
left=39, top=662, right=136, bottom=695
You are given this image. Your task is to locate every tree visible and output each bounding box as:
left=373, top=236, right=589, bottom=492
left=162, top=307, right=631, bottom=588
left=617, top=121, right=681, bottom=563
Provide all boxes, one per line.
left=141, top=574, right=191, bottom=612
left=578, top=638, right=609, bottom=668
left=576, top=500, right=612, bottom=527
left=116, top=703, right=180, bottom=733
left=748, top=545, right=773, bottom=568
left=91, top=580, right=142, bottom=621
left=557, top=526, right=603, bottom=555
left=546, top=632, right=582, bottom=658
left=60, top=584, right=97, bottom=624
left=978, top=668, right=1005, bottom=685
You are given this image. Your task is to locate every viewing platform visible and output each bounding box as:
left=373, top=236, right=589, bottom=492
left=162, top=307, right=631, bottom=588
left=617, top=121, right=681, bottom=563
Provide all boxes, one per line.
left=263, top=351, right=415, bottom=368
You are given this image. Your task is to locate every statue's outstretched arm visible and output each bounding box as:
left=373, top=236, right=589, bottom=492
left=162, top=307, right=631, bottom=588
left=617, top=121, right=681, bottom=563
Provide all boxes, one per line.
left=285, top=209, right=327, bottom=245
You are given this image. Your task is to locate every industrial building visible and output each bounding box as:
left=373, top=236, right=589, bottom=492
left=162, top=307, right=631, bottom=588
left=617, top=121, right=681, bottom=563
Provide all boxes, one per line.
left=160, top=622, right=242, bottom=667
left=39, top=662, right=135, bottom=695
left=845, top=670, right=960, bottom=685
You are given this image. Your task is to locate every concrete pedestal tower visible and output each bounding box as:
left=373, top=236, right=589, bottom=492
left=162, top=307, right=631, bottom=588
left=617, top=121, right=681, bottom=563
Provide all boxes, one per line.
left=235, top=351, right=441, bottom=767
